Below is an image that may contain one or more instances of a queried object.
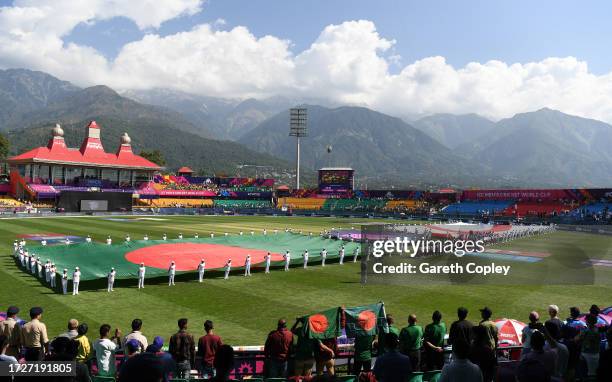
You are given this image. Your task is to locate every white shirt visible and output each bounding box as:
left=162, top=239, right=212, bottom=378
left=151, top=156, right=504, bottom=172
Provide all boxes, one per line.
left=198, top=262, right=205, bottom=272
left=93, top=338, right=117, bottom=374
left=106, top=238, right=111, bottom=245
left=86, top=237, right=92, bottom=243
left=169, top=264, right=176, bottom=275
left=108, top=271, right=116, bottom=281
left=226, top=261, right=232, bottom=270
left=245, top=256, right=251, bottom=266
left=73, top=271, right=81, bottom=283
left=265, top=255, right=271, bottom=263
left=304, top=251, right=309, bottom=260
left=138, top=267, right=146, bottom=277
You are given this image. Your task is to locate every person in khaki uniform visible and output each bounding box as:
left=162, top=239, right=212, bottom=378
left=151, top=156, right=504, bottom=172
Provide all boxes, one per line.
left=0, top=306, right=21, bottom=357
left=20, top=307, right=49, bottom=361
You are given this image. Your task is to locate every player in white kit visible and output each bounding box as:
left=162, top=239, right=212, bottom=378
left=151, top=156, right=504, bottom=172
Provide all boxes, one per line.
left=125, top=234, right=131, bottom=243
left=224, top=259, right=232, bottom=279
left=30, top=255, right=37, bottom=273
left=263, top=229, right=267, bottom=236
left=244, top=255, right=252, bottom=276
left=321, top=249, right=327, bottom=267
left=86, top=235, right=92, bottom=243
left=339, top=246, right=345, bottom=265
left=353, top=247, right=360, bottom=262
left=106, top=236, right=112, bottom=245
left=37, top=257, right=43, bottom=277
left=284, top=251, right=291, bottom=271
left=197, top=259, right=206, bottom=282
left=61, top=269, right=68, bottom=294
left=194, top=233, right=199, bottom=239
left=168, top=261, right=176, bottom=286
left=50, top=264, right=56, bottom=288
left=162, top=233, right=167, bottom=241
left=41, top=239, right=47, bottom=246
left=72, top=267, right=81, bottom=295
left=107, top=268, right=116, bottom=292
left=303, top=250, right=309, bottom=269
left=178, top=233, right=183, bottom=240
left=143, top=234, right=149, bottom=241
left=138, top=263, right=146, bottom=289
left=19, top=250, right=25, bottom=267
left=44, top=260, right=51, bottom=283
left=264, top=253, right=271, bottom=274
left=210, top=233, right=214, bottom=238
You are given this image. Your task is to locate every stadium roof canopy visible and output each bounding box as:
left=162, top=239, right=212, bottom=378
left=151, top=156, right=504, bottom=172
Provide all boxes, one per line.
left=9, top=121, right=161, bottom=170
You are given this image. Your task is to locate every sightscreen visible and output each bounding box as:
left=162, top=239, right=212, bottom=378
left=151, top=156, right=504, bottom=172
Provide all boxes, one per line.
left=81, top=200, right=108, bottom=211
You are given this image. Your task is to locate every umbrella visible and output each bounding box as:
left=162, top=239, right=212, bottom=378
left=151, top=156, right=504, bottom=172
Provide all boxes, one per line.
left=494, top=318, right=526, bottom=346
left=602, top=306, right=612, bottom=316
left=578, top=313, right=612, bottom=328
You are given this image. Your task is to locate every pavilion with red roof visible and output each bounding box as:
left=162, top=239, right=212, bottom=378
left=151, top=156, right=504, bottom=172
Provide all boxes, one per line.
left=8, top=121, right=161, bottom=201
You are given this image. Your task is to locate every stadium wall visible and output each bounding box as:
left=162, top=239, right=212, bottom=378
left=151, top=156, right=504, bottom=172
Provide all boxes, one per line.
left=58, top=191, right=133, bottom=212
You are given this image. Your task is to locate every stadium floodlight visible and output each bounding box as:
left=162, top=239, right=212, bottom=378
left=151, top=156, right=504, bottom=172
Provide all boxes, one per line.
left=289, top=108, right=308, bottom=189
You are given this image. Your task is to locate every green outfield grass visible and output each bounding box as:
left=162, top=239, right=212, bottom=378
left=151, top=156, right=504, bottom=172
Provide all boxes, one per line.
left=1, top=215, right=611, bottom=346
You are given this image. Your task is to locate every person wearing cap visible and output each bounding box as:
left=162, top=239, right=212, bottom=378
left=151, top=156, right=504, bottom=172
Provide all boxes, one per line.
left=72, top=266, right=81, bottom=295
left=107, top=267, right=116, bottom=292
left=284, top=250, right=291, bottom=271
left=138, top=263, right=146, bottom=289
left=0, top=306, right=21, bottom=357
left=197, top=259, right=206, bottom=282
left=479, top=307, right=498, bottom=350
left=146, top=335, right=176, bottom=381
left=86, top=235, right=92, bottom=243
left=321, top=248, right=327, bottom=266
left=59, top=319, right=79, bottom=339
left=50, top=263, right=57, bottom=288
left=162, top=233, right=167, bottom=240
left=339, top=246, right=345, bottom=265
left=44, top=260, right=51, bottom=283
left=224, top=259, right=231, bottom=280
left=61, top=269, right=69, bottom=294
left=264, top=252, right=271, bottom=274
left=168, top=261, right=176, bottom=286
left=125, top=234, right=131, bottom=243
left=106, top=236, right=112, bottom=245
left=93, top=324, right=119, bottom=377
left=143, top=234, right=149, bottom=241
left=36, top=256, right=43, bottom=278
left=125, top=339, right=141, bottom=358
left=20, top=307, right=49, bottom=361
left=169, top=318, right=196, bottom=379
left=244, top=254, right=252, bottom=276
left=302, top=250, right=309, bottom=269
left=264, top=319, right=294, bottom=378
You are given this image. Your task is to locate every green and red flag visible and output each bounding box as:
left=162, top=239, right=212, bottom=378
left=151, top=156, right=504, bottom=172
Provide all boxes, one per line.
left=300, top=307, right=342, bottom=340
left=344, top=302, right=387, bottom=338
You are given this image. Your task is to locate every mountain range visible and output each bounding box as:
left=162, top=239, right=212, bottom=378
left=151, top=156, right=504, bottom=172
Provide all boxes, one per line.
left=1, top=68, right=611, bottom=187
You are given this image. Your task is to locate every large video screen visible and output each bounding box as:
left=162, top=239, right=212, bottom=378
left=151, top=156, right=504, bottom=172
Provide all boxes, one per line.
left=80, top=200, right=108, bottom=211
left=318, top=169, right=353, bottom=193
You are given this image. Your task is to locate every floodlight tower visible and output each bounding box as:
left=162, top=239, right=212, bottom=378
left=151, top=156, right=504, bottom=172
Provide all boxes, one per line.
left=289, top=108, right=307, bottom=189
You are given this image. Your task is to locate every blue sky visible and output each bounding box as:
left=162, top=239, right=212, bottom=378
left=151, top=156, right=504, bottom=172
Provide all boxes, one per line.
left=56, top=0, right=612, bottom=74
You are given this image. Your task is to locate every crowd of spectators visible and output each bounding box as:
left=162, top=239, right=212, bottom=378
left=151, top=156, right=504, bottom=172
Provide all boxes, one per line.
left=0, top=304, right=611, bottom=382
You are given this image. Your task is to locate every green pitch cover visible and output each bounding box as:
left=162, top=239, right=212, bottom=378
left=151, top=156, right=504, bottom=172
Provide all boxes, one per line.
left=344, top=302, right=388, bottom=338
left=300, top=307, right=342, bottom=340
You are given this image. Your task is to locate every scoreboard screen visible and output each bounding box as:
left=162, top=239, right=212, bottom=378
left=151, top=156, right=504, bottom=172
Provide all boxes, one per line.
left=318, top=169, right=354, bottom=194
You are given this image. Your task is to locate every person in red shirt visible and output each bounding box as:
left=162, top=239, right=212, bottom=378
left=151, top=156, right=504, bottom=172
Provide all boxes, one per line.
left=264, top=319, right=294, bottom=378
left=197, top=320, right=223, bottom=379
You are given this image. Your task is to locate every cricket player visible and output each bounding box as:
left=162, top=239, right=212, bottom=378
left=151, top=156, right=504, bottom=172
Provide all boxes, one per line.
left=37, top=257, right=43, bottom=277
left=125, top=234, right=131, bottom=243
left=263, top=229, right=267, bottom=236
left=303, top=250, right=309, bottom=269
left=107, top=268, right=116, bottom=292
left=61, top=269, right=68, bottom=294
left=106, top=236, right=112, bottom=245
left=284, top=251, right=291, bottom=271
left=138, top=263, right=146, bottom=289
left=244, top=255, right=252, bottom=276
left=194, top=233, right=199, bottom=239
left=197, top=259, right=206, bottom=282
left=264, top=253, right=271, bottom=274
left=86, top=235, right=92, bottom=243
left=224, top=259, right=232, bottom=279
left=50, top=264, right=56, bottom=288
left=210, top=233, right=214, bottom=239
left=224, top=232, right=228, bottom=236
left=339, top=246, right=345, bottom=265
left=64, top=237, right=71, bottom=245
left=250, top=231, right=254, bottom=236
left=178, top=233, right=183, bottom=240
left=168, top=261, right=176, bottom=286
left=353, top=247, right=360, bottom=262
left=44, top=260, right=51, bottom=283
left=321, top=248, right=327, bottom=267
left=13, top=240, right=18, bottom=255
left=19, top=250, right=25, bottom=267
left=239, top=231, right=243, bottom=236
left=72, top=267, right=81, bottom=295
left=162, top=234, right=167, bottom=241
left=143, top=234, right=149, bottom=241
left=30, top=255, right=37, bottom=274
left=41, top=239, right=47, bottom=246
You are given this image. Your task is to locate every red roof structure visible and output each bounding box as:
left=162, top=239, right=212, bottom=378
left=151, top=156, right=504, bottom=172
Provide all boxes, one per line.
left=177, top=166, right=194, bottom=174
left=9, top=121, right=161, bottom=170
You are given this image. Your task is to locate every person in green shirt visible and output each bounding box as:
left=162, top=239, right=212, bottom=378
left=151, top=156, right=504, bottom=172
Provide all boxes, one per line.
left=374, top=314, right=400, bottom=357
left=423, top=310, right=446, bottom=371
left=479, top=307, right=498, bottom=350
left=399, top=314, right=424, bottom=371
left=291, top=319, right=315, bottom=377
left=352, top=334, right=374, bottom=374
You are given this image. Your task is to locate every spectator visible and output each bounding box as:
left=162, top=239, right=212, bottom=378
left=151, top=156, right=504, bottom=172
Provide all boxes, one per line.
left=45, top=336, right=91, bottom=382
left=20, top=306, right=49, bottom=361
left=92, top=324, right=118, bottom=377
left=565, top=307, right=587, bottom=336
left=543, top=321, right=568, bottom=379
left=563, top=306, right=586, bottom=380
left=146, top=336, right=176, bottom=382
left=291, top=318, right=316, bottom=377
left=168, top=318, right=196, bottom=379
left=596, top=327, right=612, bottom=382
left=75, top=323, right=92, bottom=363
left=545, top=305, right=563, bottom=334
left=212, top=344, right=235, bottom=382
left=449, top=307, right=474, bottom=346
left=479, top=307, right=498, bottom=350
left=0, top=334, right=18, bottom=365
left=440, top=337, right=482, bottom=382
left=519, top=330, right=556, bottom=378
left=399, top=314, right=423, bottom=371
left=0, top=306, right=21, bottom=357
left=521, top=311, right=543, bottom=356
left=197, top=320, right=223, bottom=379
left=469, top=325, right=497, bottom=382
left=424, top=310, right=446, bottom=370
left=372, top=332, right=412, bottom=382
left=577, top=314, right=600, bottom=377
left=123, top=318, right=148, bottom=352
left=60, top=318, right=79, bottom=339
left=119, top=352, right=167, bottom=382
left=314, top=337, right=338, bottom=376
left=264, top=319, right=293, bottom=377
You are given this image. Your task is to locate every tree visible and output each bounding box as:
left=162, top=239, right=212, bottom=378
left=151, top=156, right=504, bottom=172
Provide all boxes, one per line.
left=139, top=149, right=166, bottom=167
left=0, top=132, right=8, bottom=160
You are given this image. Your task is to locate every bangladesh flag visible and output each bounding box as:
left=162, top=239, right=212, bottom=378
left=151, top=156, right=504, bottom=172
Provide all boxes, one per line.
left=344, top=302, right=387, bottom=338
left=301, top=307, right=342, bottom=340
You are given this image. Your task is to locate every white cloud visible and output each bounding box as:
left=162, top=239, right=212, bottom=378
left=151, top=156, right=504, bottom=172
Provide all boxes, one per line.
left=2, top=1, right=612, bottom=123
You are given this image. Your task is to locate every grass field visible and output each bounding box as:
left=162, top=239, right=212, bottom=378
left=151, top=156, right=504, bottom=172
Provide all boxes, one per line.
left=1, top=215, right=611, bottom=346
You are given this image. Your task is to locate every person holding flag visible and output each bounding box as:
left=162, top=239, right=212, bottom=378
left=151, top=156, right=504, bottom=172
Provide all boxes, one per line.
left=72, top=267, right=81, bottom=295
left=138, top=263, right=146, bottom=289
left=61, top=269, right=69, bottom=295
left=244, top=255, right=252, bottom=276
left=303, top=250, right=309, bottom=269
left=168, top=261, right=176, bottom=286
left=321, top=248, right=327, bottom=267
left=224, top=259, right=232, bottom=280
left=264, top=253, right=271, bottom=274
left=284, top=251, right=291, bottom=271
left=197, top=259, right=206, bottom=282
